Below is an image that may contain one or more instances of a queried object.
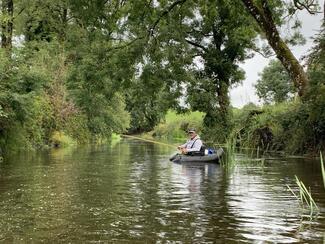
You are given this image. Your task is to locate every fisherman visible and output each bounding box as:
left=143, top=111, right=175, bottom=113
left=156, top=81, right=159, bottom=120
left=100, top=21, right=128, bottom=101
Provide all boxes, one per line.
left=177, top=128, right=204, bottom=155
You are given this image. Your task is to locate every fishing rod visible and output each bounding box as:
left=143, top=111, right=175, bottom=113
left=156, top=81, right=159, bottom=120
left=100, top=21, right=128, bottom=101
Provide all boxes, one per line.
left=122, top=134, right=177, bottom=149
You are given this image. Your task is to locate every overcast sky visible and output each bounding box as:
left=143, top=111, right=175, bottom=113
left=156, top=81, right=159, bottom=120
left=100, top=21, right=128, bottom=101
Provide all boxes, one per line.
left=230, top=3, right=324, bottom=108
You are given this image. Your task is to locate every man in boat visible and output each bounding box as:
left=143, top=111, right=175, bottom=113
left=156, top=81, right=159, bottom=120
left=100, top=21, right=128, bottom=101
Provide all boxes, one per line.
left=177, top=128, right=204, bottom=155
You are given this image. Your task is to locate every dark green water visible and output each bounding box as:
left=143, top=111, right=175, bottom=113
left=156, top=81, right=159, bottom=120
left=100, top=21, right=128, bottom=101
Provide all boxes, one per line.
left=0, top=139, right=324, bottom=243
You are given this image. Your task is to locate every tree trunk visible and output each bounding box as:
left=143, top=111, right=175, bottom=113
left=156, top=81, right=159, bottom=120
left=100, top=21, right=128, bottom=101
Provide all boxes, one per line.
left=211, top=25, right=231, bottom=131
left=1, top=0, right=14, bottom=50
left=217, top=81, right=230, bottom=117
left=241, top=0, right=309, bottom=96
left=59, top=7, right=68, bottom=42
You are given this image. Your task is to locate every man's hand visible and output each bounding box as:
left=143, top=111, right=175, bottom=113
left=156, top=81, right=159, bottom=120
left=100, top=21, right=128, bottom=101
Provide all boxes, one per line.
left=177, top=146, right=187, bottom=154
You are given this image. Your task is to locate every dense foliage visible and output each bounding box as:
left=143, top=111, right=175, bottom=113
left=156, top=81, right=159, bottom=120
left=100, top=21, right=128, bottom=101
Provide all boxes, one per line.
left=231, top=27, right=325, bottom=154
left=0, top=0, right=323, bottom=156
left=255, top=60, right=295, bottom=104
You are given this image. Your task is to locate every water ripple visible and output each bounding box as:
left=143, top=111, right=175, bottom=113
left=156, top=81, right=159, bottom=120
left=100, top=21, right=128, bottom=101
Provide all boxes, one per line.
left=0, top=142, right=324, bottom=243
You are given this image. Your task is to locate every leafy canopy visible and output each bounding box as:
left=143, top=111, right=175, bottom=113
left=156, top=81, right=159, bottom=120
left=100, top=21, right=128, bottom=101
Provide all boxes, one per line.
left=255, top=60, right=295, bottom=104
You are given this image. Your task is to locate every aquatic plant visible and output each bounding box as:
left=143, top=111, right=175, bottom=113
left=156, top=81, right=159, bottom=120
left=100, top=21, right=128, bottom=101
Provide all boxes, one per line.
left=286, top=152, right=325, bottom=219
left=220, top=135, right=236, bottom=168
left=320, top=152, right=325, bottom=189
left=287, top=176, right=319, bottom=217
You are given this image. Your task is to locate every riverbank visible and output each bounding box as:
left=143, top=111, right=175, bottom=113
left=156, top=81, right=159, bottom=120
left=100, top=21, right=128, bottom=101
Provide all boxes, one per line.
left=0, top=128, right=122, bottom=160
left=1, top=102, right=323, bottom=158
left=149, top=103, right=324, bottom=156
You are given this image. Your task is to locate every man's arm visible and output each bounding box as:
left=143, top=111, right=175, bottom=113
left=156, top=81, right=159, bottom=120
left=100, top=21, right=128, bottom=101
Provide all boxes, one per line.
left=178, top=141, right=188, bottom=149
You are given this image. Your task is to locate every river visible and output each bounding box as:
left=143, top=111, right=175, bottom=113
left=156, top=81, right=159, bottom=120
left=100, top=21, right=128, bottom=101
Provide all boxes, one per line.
left=0, top=138, right=324, bottom=243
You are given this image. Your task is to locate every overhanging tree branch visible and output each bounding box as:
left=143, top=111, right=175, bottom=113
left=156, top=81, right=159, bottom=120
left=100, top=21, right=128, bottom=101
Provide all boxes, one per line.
left=149, top=0, right=187, bottom=36
left=109, top=36, right=146, bottom=52
left=293, top=0, right=320, bottom=14
left=185, top=39, right=208, bottom=52
left=241, top=0, right=309, bottom=97
left=13, top=7, right=24, bottom=20
left=252, top=46, right=276, bottom=58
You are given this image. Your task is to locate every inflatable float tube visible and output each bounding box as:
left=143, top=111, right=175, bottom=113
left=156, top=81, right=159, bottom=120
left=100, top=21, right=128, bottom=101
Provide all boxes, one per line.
left=170, top=148, right=224, bottom=164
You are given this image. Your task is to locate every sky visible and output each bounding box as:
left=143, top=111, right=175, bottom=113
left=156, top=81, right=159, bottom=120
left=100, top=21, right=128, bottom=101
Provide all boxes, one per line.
left=230, top=3, right=324, bottom=108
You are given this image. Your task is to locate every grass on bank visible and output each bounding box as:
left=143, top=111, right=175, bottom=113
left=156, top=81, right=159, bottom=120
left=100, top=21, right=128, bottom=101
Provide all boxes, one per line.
left=233, top=101, right=325, bottom=155
left=149, top=110, right=205, bottom=140
left=321, top=152, right=325, bottom=189
left=45, top=131, right=121, bottom=149
left=149, top=99, right=323, bottom=156
left=50, top=131, right=76, bottom=148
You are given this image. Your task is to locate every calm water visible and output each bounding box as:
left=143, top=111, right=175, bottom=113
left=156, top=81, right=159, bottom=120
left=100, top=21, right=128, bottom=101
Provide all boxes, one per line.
left=0, top=139, right=324, bottom=243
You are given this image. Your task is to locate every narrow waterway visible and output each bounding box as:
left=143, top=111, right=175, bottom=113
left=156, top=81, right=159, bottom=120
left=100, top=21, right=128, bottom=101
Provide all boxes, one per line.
left=0, top=139, right=324, bottom=243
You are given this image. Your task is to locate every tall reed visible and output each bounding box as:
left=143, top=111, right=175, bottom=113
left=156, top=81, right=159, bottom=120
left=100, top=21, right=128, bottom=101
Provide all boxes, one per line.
left=287, top=152, right=325, bottom=218
left=220, top=136, right=236, bottom=167
left=320, top=152, right=325, bottom=189
left=287, top=176, right=319, bottom=217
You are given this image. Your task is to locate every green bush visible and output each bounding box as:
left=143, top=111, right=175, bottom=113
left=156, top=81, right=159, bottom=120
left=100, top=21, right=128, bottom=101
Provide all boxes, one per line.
left=231, top=99, right=325, bottom=154
left=150, top=110, right=204, bottom=139
left=50, top=131, right=76, bottom=148
left=64, top=113, right=91, bottom=144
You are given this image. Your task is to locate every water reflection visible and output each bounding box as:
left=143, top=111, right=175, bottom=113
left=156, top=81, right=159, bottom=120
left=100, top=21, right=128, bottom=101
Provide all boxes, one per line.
left=174, top=162, right=220, bottom=192
left=0, top=140, right=324, bottom=242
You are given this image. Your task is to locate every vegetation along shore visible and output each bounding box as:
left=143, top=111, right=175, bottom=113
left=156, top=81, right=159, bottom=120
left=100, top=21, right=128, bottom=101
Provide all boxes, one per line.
left=0, top=0, right=324, bottom=158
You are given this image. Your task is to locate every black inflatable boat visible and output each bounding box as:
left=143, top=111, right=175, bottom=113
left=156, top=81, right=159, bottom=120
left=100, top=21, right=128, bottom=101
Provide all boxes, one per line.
left=169, top=148, right=224, bottom=164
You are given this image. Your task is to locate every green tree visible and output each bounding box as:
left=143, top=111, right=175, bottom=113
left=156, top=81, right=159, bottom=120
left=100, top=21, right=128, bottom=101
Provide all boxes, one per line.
left=119, top=0, right=193, bottom=133
left=0, top=0, right=138, bottom=152
left=129, top=0, right=256, bottom=142
left=304, top=26, right=325, bottom=151
left=1, top=0, right=13, bottom=50
left=126, top=62, right=183, bottom=133
left=12, top=0, right=69, bottom=44
left=240, top=0, right=320, bottom=97
left=0, top=44, right=56, bottom=151
left=255, top=60, right=295, bottom=104
left=65, top=0, right=137, bottom=137
left=185, top=0, right=256, bottom=141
